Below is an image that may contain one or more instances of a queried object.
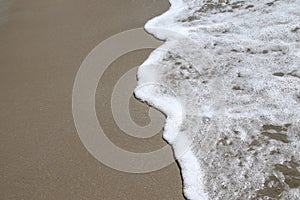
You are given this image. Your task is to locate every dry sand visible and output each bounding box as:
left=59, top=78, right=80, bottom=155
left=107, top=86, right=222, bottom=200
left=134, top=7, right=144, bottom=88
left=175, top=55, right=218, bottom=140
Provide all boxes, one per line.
left=0, top=0, right=185, bottom=199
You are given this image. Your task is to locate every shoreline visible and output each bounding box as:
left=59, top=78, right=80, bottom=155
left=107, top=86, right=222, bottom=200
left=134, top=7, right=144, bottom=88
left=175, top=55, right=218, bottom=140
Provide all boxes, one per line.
left=136, top=1, right=208, bottom=198
left=0, top=0, right=185, bottom=199
left=135, top=0, right=300, bottom=199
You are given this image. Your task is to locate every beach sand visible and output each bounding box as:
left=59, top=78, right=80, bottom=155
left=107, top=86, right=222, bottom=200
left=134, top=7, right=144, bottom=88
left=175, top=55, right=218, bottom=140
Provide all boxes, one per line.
left=0, top=0, right=185, bottom=199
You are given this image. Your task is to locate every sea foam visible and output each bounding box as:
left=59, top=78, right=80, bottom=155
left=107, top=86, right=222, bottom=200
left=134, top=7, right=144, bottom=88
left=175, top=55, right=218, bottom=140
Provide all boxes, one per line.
left=135, top=0, right=300, bottom=199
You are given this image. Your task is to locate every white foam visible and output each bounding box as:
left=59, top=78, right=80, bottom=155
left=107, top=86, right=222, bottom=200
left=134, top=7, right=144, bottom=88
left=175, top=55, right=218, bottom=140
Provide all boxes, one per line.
left=136, top=0, right=300, bottom=199
left=134, top=82, right=208, bottom=200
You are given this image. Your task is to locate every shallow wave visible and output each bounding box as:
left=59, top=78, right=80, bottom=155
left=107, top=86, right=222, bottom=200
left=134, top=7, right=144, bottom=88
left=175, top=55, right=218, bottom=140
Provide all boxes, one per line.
left=135, top=0, right=300, bottom=199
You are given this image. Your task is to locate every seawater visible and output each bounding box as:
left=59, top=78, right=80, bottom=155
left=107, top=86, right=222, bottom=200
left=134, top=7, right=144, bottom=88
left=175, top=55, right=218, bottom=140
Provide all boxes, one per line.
left=135, top=0, right=300, bottom=199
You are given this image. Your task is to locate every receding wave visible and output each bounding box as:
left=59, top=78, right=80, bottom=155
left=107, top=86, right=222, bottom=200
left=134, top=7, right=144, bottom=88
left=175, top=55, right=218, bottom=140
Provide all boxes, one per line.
left=135, top=0, right=300, bottom=199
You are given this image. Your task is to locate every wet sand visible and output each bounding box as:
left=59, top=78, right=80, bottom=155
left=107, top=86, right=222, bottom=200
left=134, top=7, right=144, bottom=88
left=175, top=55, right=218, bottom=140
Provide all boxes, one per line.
left=0, top=0, right=185, bottom=199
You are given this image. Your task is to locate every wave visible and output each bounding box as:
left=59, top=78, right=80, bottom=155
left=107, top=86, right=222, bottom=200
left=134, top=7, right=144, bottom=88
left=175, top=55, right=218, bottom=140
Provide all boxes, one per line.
left=135, top=0, right=300, bottom=199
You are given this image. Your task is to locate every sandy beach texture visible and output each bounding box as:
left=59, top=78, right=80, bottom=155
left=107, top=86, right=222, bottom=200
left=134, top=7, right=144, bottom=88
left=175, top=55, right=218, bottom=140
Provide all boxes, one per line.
left=0, top=0, right=185, bottom=199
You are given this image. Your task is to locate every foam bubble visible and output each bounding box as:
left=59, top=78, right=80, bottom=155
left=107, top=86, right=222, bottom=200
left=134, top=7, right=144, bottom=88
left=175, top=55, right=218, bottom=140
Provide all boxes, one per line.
left=137, top=0, right=300, bottom=199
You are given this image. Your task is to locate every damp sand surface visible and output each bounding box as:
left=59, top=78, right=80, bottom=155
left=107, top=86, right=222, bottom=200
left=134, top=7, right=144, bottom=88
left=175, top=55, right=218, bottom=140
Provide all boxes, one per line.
left=0, top=0, right=185, bottom=199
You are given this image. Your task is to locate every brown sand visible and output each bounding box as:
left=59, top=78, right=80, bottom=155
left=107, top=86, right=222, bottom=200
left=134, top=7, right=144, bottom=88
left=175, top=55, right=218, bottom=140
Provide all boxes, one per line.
left=0, top=0, right=185, bottom=199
